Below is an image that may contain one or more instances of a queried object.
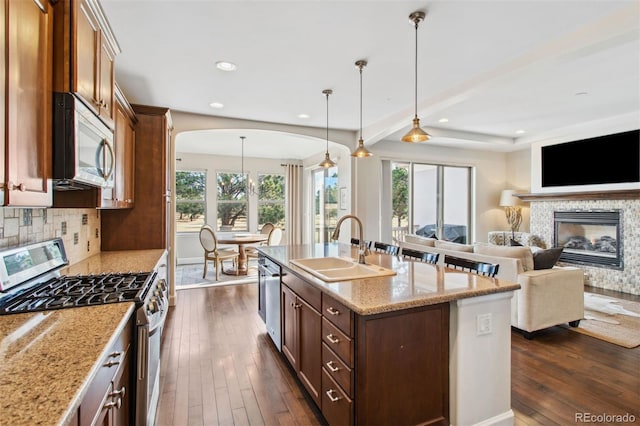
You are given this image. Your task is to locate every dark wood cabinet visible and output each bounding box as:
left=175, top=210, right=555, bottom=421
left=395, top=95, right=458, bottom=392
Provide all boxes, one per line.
left=53, top=0, right=118, bottom=127
left=101, top=105, right=172, bottom=250
left=80, top=313, right=133, bottom=426
left=281, top=271, right=322, bottom=407
left=98, top=84, right=136, bottom=209
left=278, top=269, right=450, bottom=425
left=1, top=0, right=53, bottom=207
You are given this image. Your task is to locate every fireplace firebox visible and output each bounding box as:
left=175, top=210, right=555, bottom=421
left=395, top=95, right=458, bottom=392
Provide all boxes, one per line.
left=553, top=210, right=622, bottom=270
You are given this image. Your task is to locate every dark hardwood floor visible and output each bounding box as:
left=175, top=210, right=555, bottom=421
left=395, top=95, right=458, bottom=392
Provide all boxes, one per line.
left=157, top=284, right=639, bottom=425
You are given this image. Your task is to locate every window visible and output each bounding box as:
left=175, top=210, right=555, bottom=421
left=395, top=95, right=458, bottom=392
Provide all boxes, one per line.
left=217, top=172, right=248, bottom=231
left=175, top=171, right=206, bottom=233
left=312, top=166, right=339, bottom=243
left=389, top=161, right=471, bottom=243
left=258, top=173, right=285, bottom=229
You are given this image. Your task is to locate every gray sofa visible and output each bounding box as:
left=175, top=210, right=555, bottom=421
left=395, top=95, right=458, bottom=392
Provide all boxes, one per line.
left=401, top=234, right=585, bottom=338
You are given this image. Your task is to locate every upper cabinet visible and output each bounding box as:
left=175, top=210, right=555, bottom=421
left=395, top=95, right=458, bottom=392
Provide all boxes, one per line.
left=0, top=0, right=54, bottom=207
left=53, top=0, right=120, bottom=128
left=99, top=83, right=136, bottom=209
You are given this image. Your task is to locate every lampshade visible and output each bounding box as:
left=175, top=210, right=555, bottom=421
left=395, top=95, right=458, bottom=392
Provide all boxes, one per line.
left=499, top=189, right=520, bottom=207
left=351, top=60, right=373, bottom=158
left=401, top=11, right=430, bottom=143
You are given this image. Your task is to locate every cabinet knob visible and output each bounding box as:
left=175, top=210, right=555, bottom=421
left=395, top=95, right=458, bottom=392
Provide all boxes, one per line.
left=6, top=181, right=25, bottom=191
left=326, top=307, right=340, bottom=316
left=326, top=389, right=342, bottom=403
left=103, top=397, right=122, bottom=410
left=326, top=361, right=340, bottom=372
left=109, top=386, right=126, bottom=398
left=326, top=334, right=340, bottom=344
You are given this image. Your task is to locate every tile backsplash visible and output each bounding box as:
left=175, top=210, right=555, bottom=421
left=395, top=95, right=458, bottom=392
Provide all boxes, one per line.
left=0, top=208, right=101, bottom=264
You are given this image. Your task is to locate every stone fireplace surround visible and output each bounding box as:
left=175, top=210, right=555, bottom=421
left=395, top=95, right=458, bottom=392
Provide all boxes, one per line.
left=529, top=198, right=639, bottom=296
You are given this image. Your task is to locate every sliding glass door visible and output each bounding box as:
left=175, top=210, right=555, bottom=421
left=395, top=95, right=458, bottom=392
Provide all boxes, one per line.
left=312, top=166, right=339, bottom=243
left=390, top=161, right=471, bottom=243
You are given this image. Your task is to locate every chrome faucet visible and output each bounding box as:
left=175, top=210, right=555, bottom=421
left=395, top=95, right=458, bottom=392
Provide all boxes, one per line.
left=331, top=215, right=370, bottom=264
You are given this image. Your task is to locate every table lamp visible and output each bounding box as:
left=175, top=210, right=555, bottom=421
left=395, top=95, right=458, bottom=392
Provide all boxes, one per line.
left=499, top=189, right=522, bottom=241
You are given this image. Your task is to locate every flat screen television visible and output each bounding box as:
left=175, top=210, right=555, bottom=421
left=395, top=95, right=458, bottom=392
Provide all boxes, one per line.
left=541, top=129, right=640, bottom=187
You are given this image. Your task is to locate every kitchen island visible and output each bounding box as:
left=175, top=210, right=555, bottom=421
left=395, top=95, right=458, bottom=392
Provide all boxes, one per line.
left=259, top=243, right=521, bottom=426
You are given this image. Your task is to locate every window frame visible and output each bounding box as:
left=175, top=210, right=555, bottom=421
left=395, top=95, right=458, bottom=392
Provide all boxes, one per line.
left=175, top=170, right=207, bottom=233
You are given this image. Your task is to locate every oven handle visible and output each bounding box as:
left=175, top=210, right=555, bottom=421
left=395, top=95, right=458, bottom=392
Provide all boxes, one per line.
left=137, top=326, right=148, bottom=381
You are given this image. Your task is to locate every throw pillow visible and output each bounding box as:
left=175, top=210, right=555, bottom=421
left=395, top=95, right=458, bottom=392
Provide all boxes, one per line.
left=509, top=239, right=523, bottom=247
left=434, top=240, right=474, bottom=252
left=473, top=243, right=535, bottom=271
left=533, top=247, right=564, bottom=270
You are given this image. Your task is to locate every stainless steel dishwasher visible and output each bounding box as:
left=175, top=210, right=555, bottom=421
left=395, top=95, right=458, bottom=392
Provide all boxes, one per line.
left=258, top=255, right=282, bottom=351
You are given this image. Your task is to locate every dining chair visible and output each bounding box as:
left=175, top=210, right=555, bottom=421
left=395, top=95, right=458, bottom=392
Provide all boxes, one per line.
left=444, top=254, right=500, bottom=277
left=401, top=248, right=439, bottom=264
left=246, top=223, right=276, bottom=260
left=199, top=225, right=239, bottom=280
left=374, top=241, right=400, bottom=256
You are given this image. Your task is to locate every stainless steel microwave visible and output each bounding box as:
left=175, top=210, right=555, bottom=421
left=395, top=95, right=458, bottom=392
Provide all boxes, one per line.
left=52, top=92, right=115, bottom=190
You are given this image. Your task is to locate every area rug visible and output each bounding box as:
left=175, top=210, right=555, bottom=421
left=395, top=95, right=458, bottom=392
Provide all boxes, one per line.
left=566, top=293, right=640, bottom=348
left=176, top=262, right=258, bottom=290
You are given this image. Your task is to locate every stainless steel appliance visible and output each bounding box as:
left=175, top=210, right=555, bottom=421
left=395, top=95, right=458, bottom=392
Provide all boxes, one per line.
left=258, top=255, right=281, bottom=350
left=0, top=239, right=168, bottom=425
left=52, top=92, right=115, bottom=190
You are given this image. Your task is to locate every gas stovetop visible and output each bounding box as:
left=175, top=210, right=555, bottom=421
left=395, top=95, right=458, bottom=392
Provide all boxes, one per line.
left=0, top=272, right=154, bottom=315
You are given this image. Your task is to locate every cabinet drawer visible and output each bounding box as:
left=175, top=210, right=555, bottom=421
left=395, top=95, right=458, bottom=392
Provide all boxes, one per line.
left=322, top=368, right=353, bottom=426
left=322, top=293, right=353, bottom=336
left=322, top=342, right=353, bottom=397
left=322, top=318, right=353, bottom=366
left=282, top=269, right=321, bottom=311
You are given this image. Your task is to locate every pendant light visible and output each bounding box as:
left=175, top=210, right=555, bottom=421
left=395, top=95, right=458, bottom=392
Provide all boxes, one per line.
left=401, top=10, right=430, bottom=143
left=351, top=60, right=373, bottom=158
left=319, top=89, right=337, bottom=168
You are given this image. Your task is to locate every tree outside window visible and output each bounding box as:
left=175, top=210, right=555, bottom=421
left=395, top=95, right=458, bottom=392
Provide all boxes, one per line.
left=176, top=171, right=206, bottom=233
left=217, top=172, right=248, bottom=231
left=258, top=174, right=285, bottom=229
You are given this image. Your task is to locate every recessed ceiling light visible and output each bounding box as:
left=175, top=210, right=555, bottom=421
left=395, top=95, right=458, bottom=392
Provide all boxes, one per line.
left=438, top=118, right=449, bottom=123
left=216, top=61, right=237, bottom=71
left=297, top=113, right=310, bottom=119
left=209, top=102, right=224, bottom=109
left=515, top=129, right=526, bottom=134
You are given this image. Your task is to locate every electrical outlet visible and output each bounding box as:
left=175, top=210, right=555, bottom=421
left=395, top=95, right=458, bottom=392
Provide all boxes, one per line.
left=477, top=313, right=492, bottom=336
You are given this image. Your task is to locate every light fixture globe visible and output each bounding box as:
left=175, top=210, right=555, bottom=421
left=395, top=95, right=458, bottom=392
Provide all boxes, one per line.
left=351, top=60, right=373, bottom=158
left=402, top=117, right=430, bottom=143
left=319, top=89, right=337, bottom=168
left=402, top=10, right=430, bottom=143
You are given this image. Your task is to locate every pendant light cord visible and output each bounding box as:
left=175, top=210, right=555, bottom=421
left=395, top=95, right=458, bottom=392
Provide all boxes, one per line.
left=326, top=91, right=330, bottom=151
left=359, top=65, right=363, bottom=140
left=240, top=136, right=245, bottom=190
left=413, top=19, right=418, bottom=119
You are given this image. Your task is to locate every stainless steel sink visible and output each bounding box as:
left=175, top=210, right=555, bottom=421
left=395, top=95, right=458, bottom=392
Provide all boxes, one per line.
left=289, top=256, right=397, bottom=282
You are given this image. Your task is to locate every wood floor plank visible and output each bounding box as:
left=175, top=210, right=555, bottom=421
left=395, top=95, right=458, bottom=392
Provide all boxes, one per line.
left=158, top=283, right=639, bottom=425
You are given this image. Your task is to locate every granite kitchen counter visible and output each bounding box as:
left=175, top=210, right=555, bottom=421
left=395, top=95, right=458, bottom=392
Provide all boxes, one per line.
left=259, top=243, right=521, bottom=315
left=60, top=249, right=166, bottom=275
left=0, top=302, right=135, bottom=426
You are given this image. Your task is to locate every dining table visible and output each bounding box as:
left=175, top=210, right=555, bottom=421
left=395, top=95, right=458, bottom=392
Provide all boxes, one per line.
left=217, top=233, right=269, bottom=275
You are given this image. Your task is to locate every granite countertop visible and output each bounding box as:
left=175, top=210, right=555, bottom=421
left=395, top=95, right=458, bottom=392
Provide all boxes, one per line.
left=259, top=243, right=521, bottom=315
left=0, top=303, right=135, bottom=426
left=0, top=249, right=166, bottom=425
left=60, top=249, right=166, bottom=275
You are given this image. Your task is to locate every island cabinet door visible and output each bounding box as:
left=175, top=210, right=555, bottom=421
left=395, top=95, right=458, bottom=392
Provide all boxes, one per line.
left=297, top=296, right=322, bottom=407
left=354, top=303, right=450, bottom=426
left=281, top=285, right=298, bottom=369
